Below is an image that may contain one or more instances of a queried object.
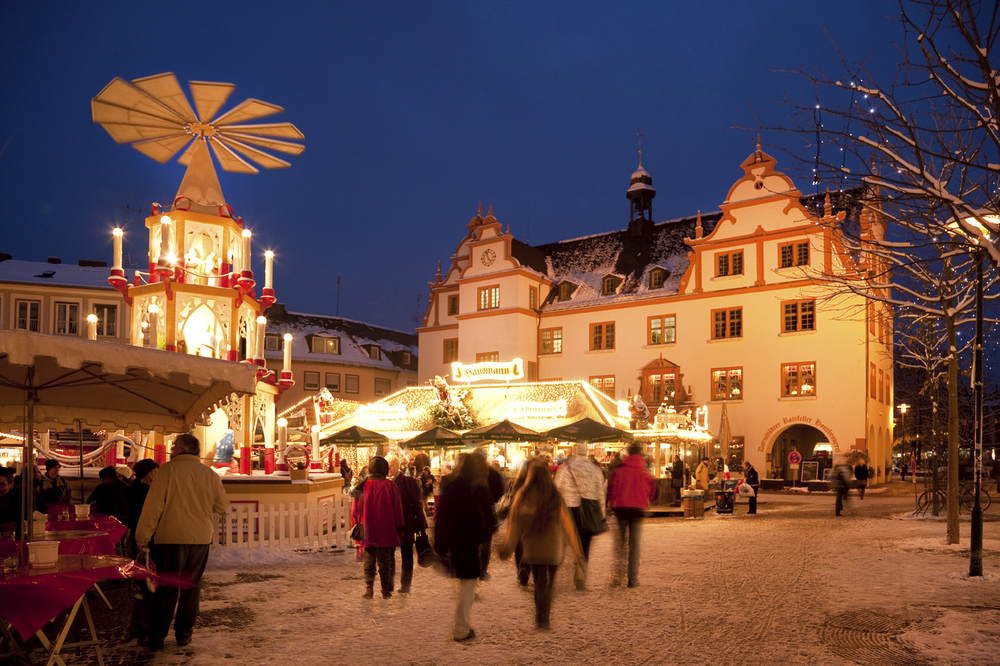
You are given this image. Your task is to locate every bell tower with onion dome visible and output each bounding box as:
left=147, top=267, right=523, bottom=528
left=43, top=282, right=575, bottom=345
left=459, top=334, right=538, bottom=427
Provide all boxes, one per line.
left=627, top=134, right=656, bottom=235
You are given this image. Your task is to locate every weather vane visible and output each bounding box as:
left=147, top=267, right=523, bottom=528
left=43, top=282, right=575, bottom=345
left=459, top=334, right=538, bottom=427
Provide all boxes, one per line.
left=637, top=131, right=645, bottom=167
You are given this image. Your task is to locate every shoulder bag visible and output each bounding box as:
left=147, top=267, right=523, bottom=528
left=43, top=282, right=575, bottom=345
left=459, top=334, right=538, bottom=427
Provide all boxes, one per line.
left=567, top=463, right=607, bottom=536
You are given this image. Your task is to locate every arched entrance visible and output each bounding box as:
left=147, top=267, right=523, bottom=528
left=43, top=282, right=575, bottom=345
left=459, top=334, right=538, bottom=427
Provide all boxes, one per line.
left=767, top=424, right=836, bottom=481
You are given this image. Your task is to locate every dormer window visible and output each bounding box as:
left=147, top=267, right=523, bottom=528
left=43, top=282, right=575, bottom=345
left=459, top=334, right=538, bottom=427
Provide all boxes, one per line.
left=601, top=275, right=622, bottom=296
left=311, top=336, right=340, bottom=354
left=365, top=344, right=381, bottom=360
left=558, top=282, right=577, bottom=302
left=649, top=268, right=667, bottom=289
left=264, top=334, right=280, bottom=351
left=402, top=351, right=411, bottom=365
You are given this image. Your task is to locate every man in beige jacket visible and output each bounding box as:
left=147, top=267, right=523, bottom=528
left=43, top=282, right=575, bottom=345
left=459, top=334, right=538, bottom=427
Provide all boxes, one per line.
left=135, top=434, right=228, bottom=649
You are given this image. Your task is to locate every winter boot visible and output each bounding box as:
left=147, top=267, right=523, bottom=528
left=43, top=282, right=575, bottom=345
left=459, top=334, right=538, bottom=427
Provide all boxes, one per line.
left=362, top=582, right=374, bottom=599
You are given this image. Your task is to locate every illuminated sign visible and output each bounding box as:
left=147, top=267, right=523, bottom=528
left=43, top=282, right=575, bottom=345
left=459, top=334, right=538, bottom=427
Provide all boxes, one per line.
left=359, top=404, right=406, bottom=421
left=507, top=400, right=567, bottom=420
left=452, top=358, right=524, bottom=383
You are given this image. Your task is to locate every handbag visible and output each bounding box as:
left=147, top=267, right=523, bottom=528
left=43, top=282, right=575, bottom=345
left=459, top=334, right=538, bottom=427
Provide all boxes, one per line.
left=567, top=464, right=607, bottom=535
left=415, top=529, right=436, bottom=568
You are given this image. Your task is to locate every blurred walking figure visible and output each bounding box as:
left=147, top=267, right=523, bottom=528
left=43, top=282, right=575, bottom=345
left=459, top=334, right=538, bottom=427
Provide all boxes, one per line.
left=854, top=459, right=869, bottom=500
left=418, top=466, right=435, bottom=515
left=742, top=461, right=760, bottom=515
left=500, top=464, right=583, bottom=630
left=433, top=452, right=495, bottom=642
left=670, top=454, right=684, bottom=506
left=606, top=444, right=653, bottom=588
left=554, top=442, right=606, bottom=589
left=388, top=456, right=426, bottom=593
left=833, top=459, right=853, bottom=517
left=694, top=457, right=711, bottom=492
left=496, top=459, right=543, bottom=586
left=352, top=456, right=404, bottom=599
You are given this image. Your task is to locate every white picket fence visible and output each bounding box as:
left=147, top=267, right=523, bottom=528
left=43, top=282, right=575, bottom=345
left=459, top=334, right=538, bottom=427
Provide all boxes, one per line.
left=211, top=493, right=353, bottom=551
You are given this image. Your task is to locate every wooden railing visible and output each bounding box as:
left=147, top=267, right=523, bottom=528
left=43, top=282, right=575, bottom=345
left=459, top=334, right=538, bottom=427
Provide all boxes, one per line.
left=212, top=494, right=353, bottom=551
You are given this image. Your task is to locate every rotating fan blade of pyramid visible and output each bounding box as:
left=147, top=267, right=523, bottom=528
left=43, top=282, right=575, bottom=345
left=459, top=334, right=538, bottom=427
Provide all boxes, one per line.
left=92, top=73, right=305, bottom=202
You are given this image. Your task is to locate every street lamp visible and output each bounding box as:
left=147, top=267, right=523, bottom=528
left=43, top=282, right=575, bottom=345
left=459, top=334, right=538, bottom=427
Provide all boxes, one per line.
left=949, top=212, right=995, bottom=577
left=898, top=402, right=909, bottom=474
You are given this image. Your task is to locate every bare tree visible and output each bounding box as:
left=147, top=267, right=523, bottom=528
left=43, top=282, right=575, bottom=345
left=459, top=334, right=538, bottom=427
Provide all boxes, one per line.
left=755, top=0, right=1000, bottom=543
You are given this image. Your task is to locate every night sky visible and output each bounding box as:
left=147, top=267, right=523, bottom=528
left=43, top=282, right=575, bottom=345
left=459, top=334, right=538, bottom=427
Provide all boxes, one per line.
left=2, top=1, right=900, bottom=332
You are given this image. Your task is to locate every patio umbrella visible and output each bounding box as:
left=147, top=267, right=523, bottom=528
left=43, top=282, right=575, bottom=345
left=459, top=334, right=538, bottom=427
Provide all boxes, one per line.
left=544, top=417, right=633, bottom=443
left=462, top=419, right=545, bottom=442
left=319, top=425, right=389, bottom=447
left=718, top=401, right=732, bottom=466
left=0, top=329, right=259, bottom=540
left=399, top=426, right=466, bottom=449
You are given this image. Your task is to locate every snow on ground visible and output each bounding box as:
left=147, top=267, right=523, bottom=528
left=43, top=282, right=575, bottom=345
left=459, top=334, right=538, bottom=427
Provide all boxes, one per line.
left=95, top=494, right=1000, bottom=666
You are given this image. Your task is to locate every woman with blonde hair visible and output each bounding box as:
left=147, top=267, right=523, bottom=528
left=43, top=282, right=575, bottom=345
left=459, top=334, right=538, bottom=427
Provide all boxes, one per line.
left=499, top=463, right=583, bottom=630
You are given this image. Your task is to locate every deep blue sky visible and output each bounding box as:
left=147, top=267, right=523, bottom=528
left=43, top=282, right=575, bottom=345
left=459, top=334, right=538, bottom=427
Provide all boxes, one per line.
left=1, top=1, right=900, bottom=331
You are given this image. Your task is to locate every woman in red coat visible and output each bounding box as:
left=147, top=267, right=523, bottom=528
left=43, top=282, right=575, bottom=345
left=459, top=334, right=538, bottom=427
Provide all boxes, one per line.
left=351, top=457, right=404, bottom=599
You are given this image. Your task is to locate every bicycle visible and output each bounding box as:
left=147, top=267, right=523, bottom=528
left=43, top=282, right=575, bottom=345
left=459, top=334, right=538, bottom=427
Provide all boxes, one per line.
left=914, top=485, right=991, bottom=515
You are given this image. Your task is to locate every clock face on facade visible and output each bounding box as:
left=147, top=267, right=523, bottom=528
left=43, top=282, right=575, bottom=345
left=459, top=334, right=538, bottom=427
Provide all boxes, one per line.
left=481, top=249, right=496, bottom=266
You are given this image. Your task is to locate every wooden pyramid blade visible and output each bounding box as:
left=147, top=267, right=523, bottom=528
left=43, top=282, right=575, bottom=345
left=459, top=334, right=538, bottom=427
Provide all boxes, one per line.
left=175, top=138, right=227, bottom=206
left=210, top=99, right=283, bottom=127
left=188, top=81, right=235, bottom=124
left=96, top=122, right=188, bottom=145
left=215, top=136, right=291, bottom=169
left=207, top=136, right=258, bottom=173
left=131, top=72, right=197, bottom=122
left=222, top=131, right=305, bottom=156
left=222, top=122, right=305, bottom=140
left=130, top=134, right=194, bottom=164
left=92, top=77, right=187, bottom=124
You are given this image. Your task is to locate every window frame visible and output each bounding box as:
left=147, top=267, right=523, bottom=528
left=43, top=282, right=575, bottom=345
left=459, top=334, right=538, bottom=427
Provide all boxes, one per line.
left=781, top=362, right=816, bottom=397
left=781, top=299, right=816, bottom=333
left=477, top=285, right=500, bottom=311
left=589, top=375, right=616, bottom=398
left=528, top=286, right=537, bottom=310
left=870, top=362, right=877, bottom=399
left=443, top=338, right=458, bottom=363
left=92, top=303, right=118, bottom=338
left=539, top=327, right=563, bottom=355
left=649, top=268, right=666, bottom=289
left=715, top=250, right=744, bottom=277
left=15, top=299, right=40, bottom=332
left=647, top=314, right=676, bottom=345
left=589, top=321, right=615, bottom=351
left=303, top=371, right=320, bottom=391
left=779, top=241, right=810, bottom=268
left=711, top=367, right=744, bottom=401
left=54, top=301, right=79, bottom=336
left=311, top=336, right=340, bottom=355
left=368, top=344, right=381, bottom=361
left=447, top=295, right=459, bottom=316
left=711, top=307, right=742, bottom=340
left=345, top=374, right=360, bottom=394
left=325, top=372, right=341, bottom=392
left=647, top=371, right=676, bottom=404
left=264, top=334, right=281, bottom=351
left=374, top=377, right=391, bottom=396
left=476, top=351, right=500, bottom=363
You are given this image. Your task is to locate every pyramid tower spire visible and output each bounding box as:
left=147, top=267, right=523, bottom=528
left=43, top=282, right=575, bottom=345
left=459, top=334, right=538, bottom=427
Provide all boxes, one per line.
left=174, top=138, right=227, bottom=214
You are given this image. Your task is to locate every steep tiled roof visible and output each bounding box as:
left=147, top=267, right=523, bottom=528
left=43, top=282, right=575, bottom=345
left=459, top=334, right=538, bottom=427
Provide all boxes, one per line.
left=0, top=259, right=115, bottom=290
left=510, top=212, right=722, bottom=310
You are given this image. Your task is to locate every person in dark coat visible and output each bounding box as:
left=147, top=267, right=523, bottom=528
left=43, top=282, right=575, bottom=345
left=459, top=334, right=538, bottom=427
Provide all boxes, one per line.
left=339, top=458, right=353, bottom=489
left=389, top=456, right=427, bottom=593
left=38, top=459, right=71, bottom=512
left=418, top=467, right=435, bottom=515
left=126, top=459, right=159, bottom=641
left=479, top=459, right=505, bottom=580
left=88, top=466, right=128, bottom=521
left=833, top=461, right=852, bottom=516
left=854, top=460, right=870, bottom=499
left=742, top=461, right=760, bottom=514
left=670, top=454, right=684, bottom=506
left=433, top=452, right=495, bottom=642
left=351, top=456, right=404, bottom=599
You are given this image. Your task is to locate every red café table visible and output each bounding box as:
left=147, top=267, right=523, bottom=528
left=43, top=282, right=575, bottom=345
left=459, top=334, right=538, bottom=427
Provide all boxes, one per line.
left=45, top=514, right=128, bottom=556
left=0, top=554, right=146, bottom=666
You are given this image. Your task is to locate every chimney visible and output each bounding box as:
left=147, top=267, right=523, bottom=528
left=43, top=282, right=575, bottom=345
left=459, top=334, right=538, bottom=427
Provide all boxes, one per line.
left=47, top=256, right=61, bottom=264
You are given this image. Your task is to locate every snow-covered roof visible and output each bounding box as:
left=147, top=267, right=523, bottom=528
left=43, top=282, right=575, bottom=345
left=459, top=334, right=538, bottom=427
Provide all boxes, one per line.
left=509, top=213, right=722, bottom=310
left=0, top=259, right=116, bottom=290
left=261, top=305, right=417, bottom=372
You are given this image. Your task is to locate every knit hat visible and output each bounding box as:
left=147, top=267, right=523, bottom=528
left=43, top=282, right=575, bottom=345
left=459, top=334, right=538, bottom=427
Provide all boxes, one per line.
left=573, top=442, right=588, bottom=456
left=116, top=465, right=134, bottom=480
left=133, top=459, right=159, bottom=482
left=45, top=459, right=61, bottom=471
left=368, top=456, right=389, bottom=477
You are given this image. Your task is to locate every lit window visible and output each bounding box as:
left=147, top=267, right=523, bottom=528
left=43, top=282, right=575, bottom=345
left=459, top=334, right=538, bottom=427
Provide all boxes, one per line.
left=93, top=304, right=117, bottom=337
left=311, top=336, right=340, bottom=354
left=369, top=345, right=381, bottom=360
left=540, top=328, right=562, bottom=355
left=780, top=241, right=810, bottom=268
left=647, top=372, right=676, bottom=404
left=478, top=286, right=500, bottom=310
left=443, top=339, right=458, bottom=363
left=648, top=315, right=676, bottom=345
left=448, top=295, right=459, bottom=316
left=589, top=376, right=615, bottom=398
left=345, top=374, right=360, bottom=394
left=264, top=334, right=280, bottom=351
left=649, top=269, right=666, bottom=289
left=782, top=363, right=816, bottom=397
left=602, top=276, right=618, bottom=295
left=375, top=378, right=391, bottom=396
left=476, top=351, right=500, bottom=363
left=529, top=287, right=537, bottom=310
left=781, top=300, right=815, bottom=333
left=712, top=308, right=742, bottom=339
left=55, top=302, right=79, bottom=335
left=325, top=373, right=341, bottom=391
left=303, top=371, right=320, bottom=391
left=558, top=283, right=574, bottom=301
left=870, top=362, right=877, bottom=398
left=16, top=299, right=40, bottom=331
left=590, top=322, right=615, bottom=350
left=878, top=368, right=884, bottom=403
left=716, top=250, right=744, bottom=277
left=712, top=368, right=743, bottom=400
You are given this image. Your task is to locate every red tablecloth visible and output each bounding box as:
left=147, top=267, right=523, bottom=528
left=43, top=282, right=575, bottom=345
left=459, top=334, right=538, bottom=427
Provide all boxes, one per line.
left=0, top=554, right=141, bottom=640
left=45, top=515, right=127, bottom=555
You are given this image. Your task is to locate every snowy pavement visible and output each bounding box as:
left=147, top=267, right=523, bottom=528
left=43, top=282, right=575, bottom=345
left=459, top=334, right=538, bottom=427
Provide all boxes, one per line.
left=22, top=494, right=1000, bottom=666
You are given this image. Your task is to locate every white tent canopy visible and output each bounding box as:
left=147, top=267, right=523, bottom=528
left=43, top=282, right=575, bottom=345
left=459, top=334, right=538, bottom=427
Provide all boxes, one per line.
left=0, top=329, right=258, bottom=433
